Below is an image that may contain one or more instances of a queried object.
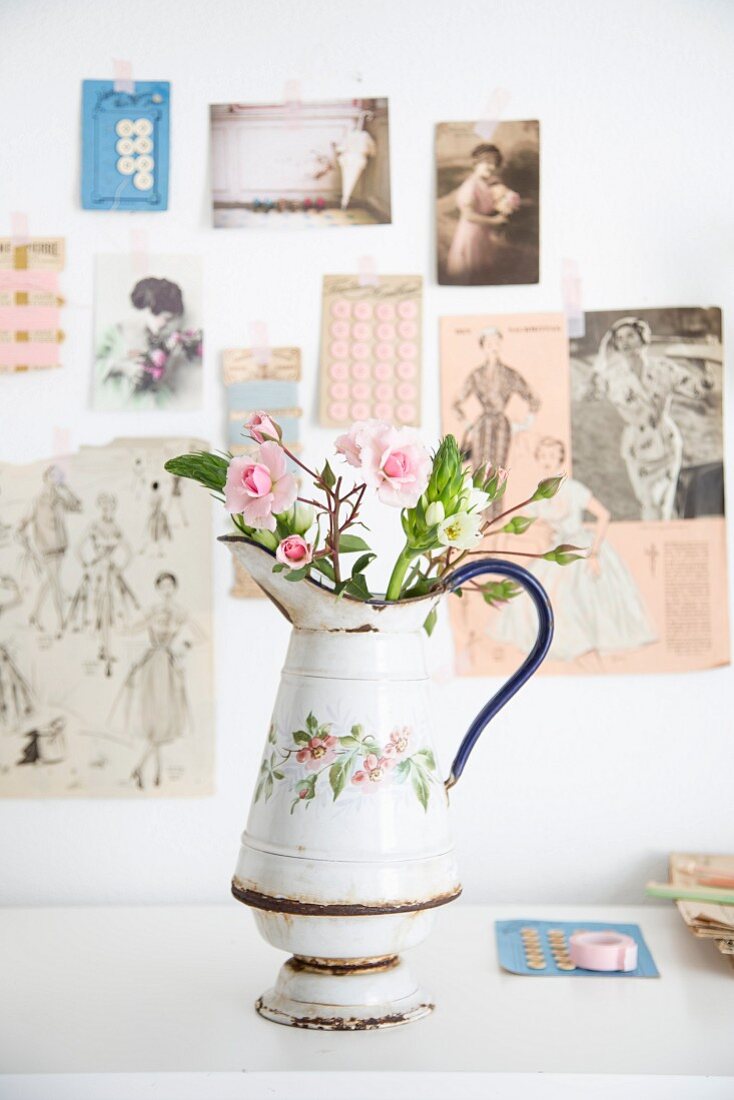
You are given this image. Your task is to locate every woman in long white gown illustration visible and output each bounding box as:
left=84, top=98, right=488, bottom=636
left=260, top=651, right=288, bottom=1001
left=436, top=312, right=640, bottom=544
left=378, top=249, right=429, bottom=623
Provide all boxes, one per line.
left=589, top=317, right=715, bottom=521
left=113, top=572, right=202, bottom=790
left=66, top=492, right=139, bottom=676
left=336, top=113, right=376, bottom=210
left=491, top=438, right=656, bottom=662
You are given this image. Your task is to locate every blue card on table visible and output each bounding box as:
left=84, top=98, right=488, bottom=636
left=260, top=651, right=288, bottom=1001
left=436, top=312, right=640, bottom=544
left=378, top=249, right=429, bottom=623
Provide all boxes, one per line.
left=81, top=80, right=170, bottom=211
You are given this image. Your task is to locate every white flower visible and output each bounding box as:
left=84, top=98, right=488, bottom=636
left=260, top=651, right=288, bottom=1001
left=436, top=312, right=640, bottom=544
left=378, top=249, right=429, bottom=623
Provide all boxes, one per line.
left=437, top=510, right=483, bottom=549
left=425, top=501, right=445, bottom=527
left=466, top=486, right=490, bottom=513
left=289, top=501, right=315, bottom=535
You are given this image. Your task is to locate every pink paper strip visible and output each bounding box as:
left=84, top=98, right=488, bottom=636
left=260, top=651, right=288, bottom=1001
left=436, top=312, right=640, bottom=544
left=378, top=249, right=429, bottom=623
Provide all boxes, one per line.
left=0, top=271, right=60, bottom=292
left=113, top=59, right=134, bottom=95
left=249, top=321, right=271, bottom=366
left=0, top=341, right=60, bottom=368
left=10, top=212, right=29, bottom=247
left=358, top=255, right=379, bottom=287
left=474, top=88, right=511, bottom=140
left=0, top=305, right=60, bottom=329
left=561, top=258, right=585, bottom=338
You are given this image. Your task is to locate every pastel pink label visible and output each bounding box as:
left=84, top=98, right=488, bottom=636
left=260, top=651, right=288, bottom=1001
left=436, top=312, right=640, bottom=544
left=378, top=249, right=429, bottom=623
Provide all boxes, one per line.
left=329, top=361, right=348, bottom=380
left=328, top=401, right=349, bottom=421
left=374, top=402, right=393, bottom=419
left=376, top=322, right=396, bottom=341
left=397, top=360, right=417, bottom=380
left=397, top=299, right=417, bottom=320
left=397, top=381, right=416, bottom=401
left=375, top=342, right=393, bottom=361
left=375, top=381, right=393, bottom=401
left=398, top=320, right=417, bottom=339
left=353, top=301, right=373, bottom=320
left=352, top=321, right=371, bottom=340
left=352, top=342, right=370, bottom=360
left=397, top=403, right=417, bottom=423
left=330, top=340, right=349, bottom=359
left=329, top=381, right=349, bottom=400
left=376, top=302, right=395, bottom=321
left=330, top=320, right=350, bottom=339
left=398, top=341, right=417, bottom=360
left=351, top=361, right=371, bottom=380
left=330, top=299, right=351, bottom=319
left=352, top=381, right=371, bottom=400
left=350, top=401, right=370, bottom=420
left=374, top=361, right=393, bottom=380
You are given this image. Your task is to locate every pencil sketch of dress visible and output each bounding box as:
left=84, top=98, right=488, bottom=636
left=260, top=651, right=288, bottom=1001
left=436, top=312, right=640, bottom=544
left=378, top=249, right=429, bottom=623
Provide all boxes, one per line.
left=17, top=466, right=82, bottom=636
left=591, top=318, right=715, bottom=521
left=454, top=344, right=541, bottom=471
left=66, top=493, right=139, bottom=676
left=113, top=573, right=202, bottom=789
left=0, top=576, right=34, bottom=731
left=144, top=481, right=172, bottom=551
left=492, top=478, right=656, bottom=661
left=336, top=120, right=376, bottom=209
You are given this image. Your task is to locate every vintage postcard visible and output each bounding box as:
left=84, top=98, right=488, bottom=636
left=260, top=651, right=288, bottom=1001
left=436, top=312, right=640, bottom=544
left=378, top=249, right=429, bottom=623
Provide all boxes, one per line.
left=0, top=438, right=214, bottom=797
left=93, top=254, right=203, bottom=411
left=319, top=274, right=422, bottom=427
left=81, top=80, right=170, bottom=212
left=210, top=98, right=391, bottom=228
left=440, top=309, right=729, bottom=676
left=436, top=120, right=539, bottom=286
left=0, top=237, right=65, bottom=373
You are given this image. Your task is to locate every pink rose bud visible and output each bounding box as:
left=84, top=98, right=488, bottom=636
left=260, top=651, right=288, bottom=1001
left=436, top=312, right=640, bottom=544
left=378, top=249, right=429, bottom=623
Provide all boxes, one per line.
left=244, top=411, right=281, bottom=443
left=149, top=349, right=167, bottom=368
left=275, top=534, right=313, bottom=570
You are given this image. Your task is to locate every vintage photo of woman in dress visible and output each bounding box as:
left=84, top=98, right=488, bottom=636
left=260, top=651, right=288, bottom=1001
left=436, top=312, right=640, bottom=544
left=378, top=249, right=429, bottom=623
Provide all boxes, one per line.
left=113, top=572, right=204, bottom=790
left=571, top=308, right=723, bottom=521
left=489, top=437, right=657, bottom=666
left=93, top=255, right=203, bottom=412
left=436, top=120, right=539, bottom=286
left=453, top=326, right=541, bottom=474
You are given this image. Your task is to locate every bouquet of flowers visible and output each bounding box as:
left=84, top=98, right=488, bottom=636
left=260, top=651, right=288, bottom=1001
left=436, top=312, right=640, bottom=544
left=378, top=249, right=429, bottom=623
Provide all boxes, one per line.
left=165, top=416, right=583, bottom=632
left=491, top=185, right=521, bottom=218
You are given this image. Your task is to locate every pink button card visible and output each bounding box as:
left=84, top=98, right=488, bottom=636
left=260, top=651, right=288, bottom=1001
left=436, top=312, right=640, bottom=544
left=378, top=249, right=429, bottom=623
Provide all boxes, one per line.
left=0, top=236, right=66, bottom=374
left=318, top=274, right=422, bottom=428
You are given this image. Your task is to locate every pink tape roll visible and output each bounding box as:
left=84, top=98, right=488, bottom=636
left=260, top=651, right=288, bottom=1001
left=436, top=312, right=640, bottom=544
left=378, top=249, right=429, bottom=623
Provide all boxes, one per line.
left=568, top=930, right=638, bottom=972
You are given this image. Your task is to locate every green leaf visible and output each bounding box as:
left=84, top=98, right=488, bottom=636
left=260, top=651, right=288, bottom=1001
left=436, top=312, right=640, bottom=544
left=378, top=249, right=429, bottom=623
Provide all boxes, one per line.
left=338, top=533, right=371, bottom=553
left=329, top=761, right=347, bottom=801
left=283, top=566, right=310, bottom=582
left=271, top=563, right=286, bottom=573
left=351, top=552, right=376, bottom=577
left=410, top=764, right=430, bottom=811
left=338, top=735, right=361, bottom=748
left=502, top=515, right=536, bottom=535
left=164, top=452, right=229, bottom=493
left=394, top=759, right=411, bottom=782
left=312, top=558, right=335, bottom=582
left=345, top=573, right=371, bottom=601
left=272, top=770, right=285, bottom=781
left=481, top=580, right=521, bottom=607
left=422, top=607, right=438, bottom=636
left=414, top=748, right=437, bottom=771
left=321, top=461, right=336, bottom=489
left=293, top=730, right=310, bottom=745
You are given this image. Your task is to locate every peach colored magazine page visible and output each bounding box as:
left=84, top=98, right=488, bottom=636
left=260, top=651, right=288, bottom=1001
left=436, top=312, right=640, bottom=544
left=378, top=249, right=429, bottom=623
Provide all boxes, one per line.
left=439, top=309, right=729, bottom=676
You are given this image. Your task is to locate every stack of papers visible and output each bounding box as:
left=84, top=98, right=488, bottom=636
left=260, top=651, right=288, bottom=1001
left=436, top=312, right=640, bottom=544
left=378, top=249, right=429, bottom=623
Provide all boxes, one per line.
left=670, top=853, right=734, bottom=968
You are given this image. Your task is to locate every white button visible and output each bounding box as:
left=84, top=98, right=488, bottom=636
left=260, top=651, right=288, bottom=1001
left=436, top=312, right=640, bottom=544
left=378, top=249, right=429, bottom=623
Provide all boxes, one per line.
left=133, top=172, right=154, bottom=191
left=115, top=118, right=134, bottom=138
left=133, top=118, right=153, bottom=137
left=135, top=155, right=154, bottom=172
left=133, top=136, right=153, bottom=154
left=117, top=156, right=136, bottom=176
left=116, top=138, right=135, bottom=155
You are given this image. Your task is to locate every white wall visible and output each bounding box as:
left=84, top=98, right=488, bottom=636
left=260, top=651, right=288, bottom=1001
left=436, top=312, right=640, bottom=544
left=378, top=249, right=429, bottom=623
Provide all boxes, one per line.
left=0, top=0, right=732, bottom=907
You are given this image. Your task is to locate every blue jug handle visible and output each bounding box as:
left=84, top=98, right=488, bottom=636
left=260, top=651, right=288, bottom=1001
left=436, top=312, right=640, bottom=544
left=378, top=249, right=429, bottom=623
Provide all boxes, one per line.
left=443, top=558, right=554, bottom=790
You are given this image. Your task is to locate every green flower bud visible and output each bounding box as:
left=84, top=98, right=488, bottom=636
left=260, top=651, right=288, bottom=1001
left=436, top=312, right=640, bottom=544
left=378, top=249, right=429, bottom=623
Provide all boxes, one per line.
left=532, top=475, right=565, bottom=502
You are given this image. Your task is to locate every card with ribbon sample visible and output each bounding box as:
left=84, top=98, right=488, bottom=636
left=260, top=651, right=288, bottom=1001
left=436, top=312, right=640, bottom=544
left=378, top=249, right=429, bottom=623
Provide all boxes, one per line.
left=81, top=80, right=170, bottom=211
left=0, top=237, right=65, bottom=373
left=318, top=274, right=422, bottom=428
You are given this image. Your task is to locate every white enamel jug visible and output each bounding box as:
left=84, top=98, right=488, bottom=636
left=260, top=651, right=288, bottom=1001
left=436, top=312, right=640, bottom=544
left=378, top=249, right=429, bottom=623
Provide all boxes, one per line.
left=223, top=536, right=553, bottom=1030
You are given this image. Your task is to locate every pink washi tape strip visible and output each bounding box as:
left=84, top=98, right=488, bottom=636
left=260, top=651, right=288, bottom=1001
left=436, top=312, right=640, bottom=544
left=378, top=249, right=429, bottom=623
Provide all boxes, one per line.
left=475, top=88, right=511, bottom=140
left=52, top=427, right=72, bottom=478
left=10, top=211, right=30, bottom=247
left=284, top=80, right=302, bottom=129
left=113, top=59, right=134, bottom=95
left=249, top=321, right=271, bottom=366
left=0, top=305, right=59, bottom=329
left=358, top=255, right=379, bottom=288
left=568, top=930, right=638, bottom=971
left=130, top=228, right=149, bottom=276
left=561, top=258, right=585, bottom=339
left=0, top=342, right=60, bottom=369
left=0, top=271, right=59, bottom=292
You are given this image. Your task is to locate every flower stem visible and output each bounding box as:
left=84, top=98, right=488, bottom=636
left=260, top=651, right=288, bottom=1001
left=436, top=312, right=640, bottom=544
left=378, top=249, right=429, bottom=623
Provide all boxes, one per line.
left=385, top=545, right=415, bottom=601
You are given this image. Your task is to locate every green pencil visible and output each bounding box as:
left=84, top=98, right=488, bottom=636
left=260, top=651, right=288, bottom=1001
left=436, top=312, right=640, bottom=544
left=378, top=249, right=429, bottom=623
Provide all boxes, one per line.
left=645, top=881, right=734, bottom=905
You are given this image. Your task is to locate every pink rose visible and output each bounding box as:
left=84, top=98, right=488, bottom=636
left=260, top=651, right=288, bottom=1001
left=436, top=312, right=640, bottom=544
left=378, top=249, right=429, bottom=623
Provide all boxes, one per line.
left=244, top=411, right=281, bottom=444
left=383, top=726, right=411, bottom=759
left=296, top=734, right=337, bottom=771
left=276, top=534, right=313, bottom=570
left=351, top=753, right=394, bottom=792
left=225, top=441, right=297, bottom=531
left=335, top=421, right=431, bottom=509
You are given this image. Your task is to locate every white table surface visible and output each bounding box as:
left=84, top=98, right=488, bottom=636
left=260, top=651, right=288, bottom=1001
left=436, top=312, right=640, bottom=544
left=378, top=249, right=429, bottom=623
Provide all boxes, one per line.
left=1, top=902, right=732, bottom=1100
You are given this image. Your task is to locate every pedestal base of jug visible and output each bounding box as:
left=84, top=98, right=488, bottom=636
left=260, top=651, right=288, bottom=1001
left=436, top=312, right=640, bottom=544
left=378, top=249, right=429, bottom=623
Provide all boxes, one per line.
left=255, top=954, right=434, bottom=1030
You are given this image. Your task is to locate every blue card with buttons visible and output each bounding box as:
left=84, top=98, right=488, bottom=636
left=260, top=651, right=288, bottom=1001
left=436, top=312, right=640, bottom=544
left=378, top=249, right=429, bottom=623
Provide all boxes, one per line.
left=81, top=80, right=170, bottom=211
